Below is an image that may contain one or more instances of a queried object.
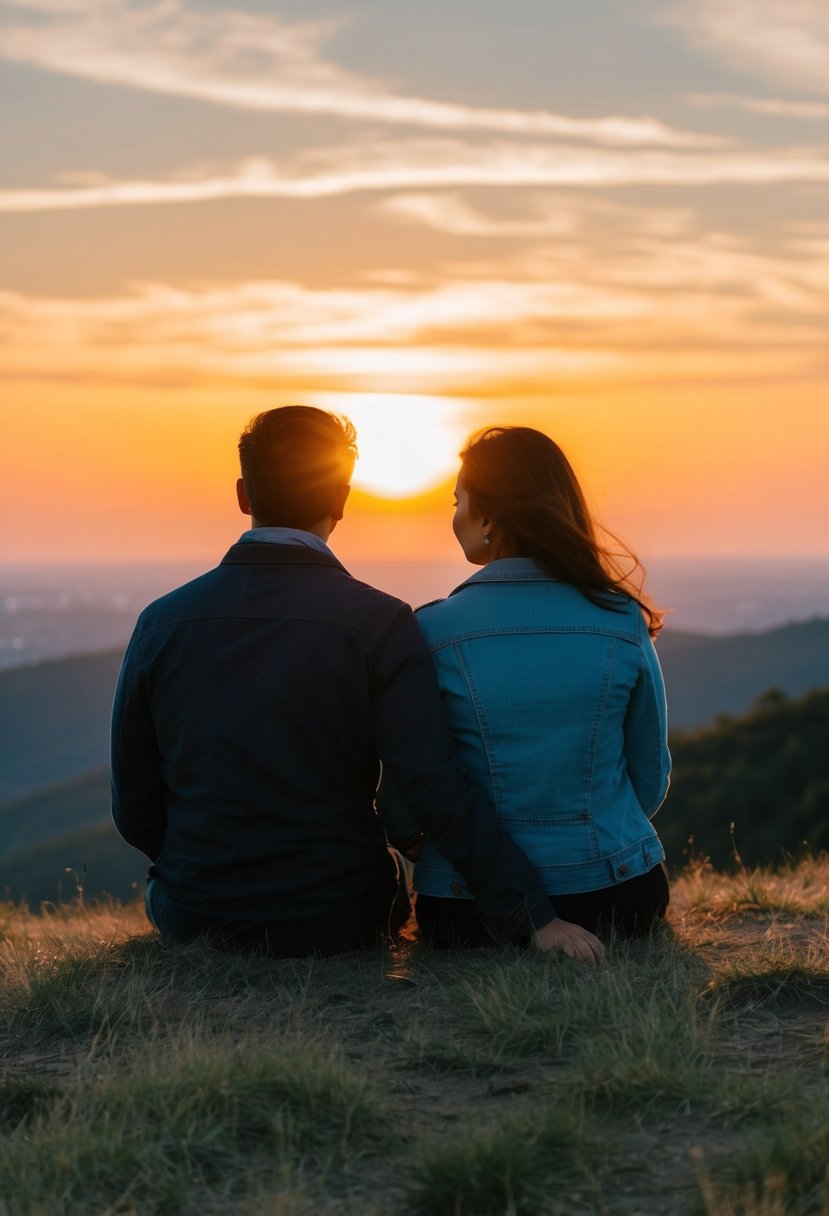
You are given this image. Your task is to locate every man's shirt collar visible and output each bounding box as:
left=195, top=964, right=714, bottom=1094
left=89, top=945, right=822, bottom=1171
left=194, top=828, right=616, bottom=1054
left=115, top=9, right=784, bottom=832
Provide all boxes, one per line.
left=238, top=527, right=335, bottom=558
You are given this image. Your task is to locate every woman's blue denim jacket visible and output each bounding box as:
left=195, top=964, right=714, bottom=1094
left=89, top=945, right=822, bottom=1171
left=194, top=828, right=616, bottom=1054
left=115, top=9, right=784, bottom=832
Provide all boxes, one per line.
left=413, top=559, right=671, bottom=898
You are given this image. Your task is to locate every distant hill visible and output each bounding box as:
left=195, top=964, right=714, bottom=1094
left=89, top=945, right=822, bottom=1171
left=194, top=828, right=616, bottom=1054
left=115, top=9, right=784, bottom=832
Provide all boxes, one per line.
left=0, top=766, right=111, bottom=859
left=656, top=618, right=829, bottom=729
left=660, top=685, right=829, bottom=869
left=0, top=764, right=146, bottom=908
left=1, top=821, right=147, bottom=908
left=0, top=649, right=123, bottom=802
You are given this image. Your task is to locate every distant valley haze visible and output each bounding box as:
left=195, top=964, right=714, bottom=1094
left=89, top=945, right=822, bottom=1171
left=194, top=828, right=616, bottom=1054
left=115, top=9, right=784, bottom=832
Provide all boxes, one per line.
left=3, top=554, right=829, bottom=669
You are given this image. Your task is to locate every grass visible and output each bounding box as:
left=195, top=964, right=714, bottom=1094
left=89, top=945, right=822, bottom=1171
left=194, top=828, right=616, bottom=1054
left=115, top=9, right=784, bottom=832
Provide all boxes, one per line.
left=406, top=1106, right=596, bottom=1216
left=695, top=1115, right=829, bottom=1216
left=681, top=853, right=829, bottom=918
left=0, top=1030, right=384, bottom=1215
left=0, top=858, right=827, bottom=1214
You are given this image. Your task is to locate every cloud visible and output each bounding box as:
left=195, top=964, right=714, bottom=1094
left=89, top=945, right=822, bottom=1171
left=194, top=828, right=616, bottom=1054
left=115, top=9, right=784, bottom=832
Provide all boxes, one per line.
left=0, top=282, right=630, bottom=393
left=0, top=277, right=650, bottom=359
left=688, top=93, right=829, bottom=119
left=379, top=193, right=697, bottom=241
left=668, top=0, right=829, bottom=95
left=2, top=138, right=829, bottom=214
left=1, top=210, right=826, bottom=395
left=0, top=0, right=720, bottom=147
left=377, top=193, right=582, bottom=238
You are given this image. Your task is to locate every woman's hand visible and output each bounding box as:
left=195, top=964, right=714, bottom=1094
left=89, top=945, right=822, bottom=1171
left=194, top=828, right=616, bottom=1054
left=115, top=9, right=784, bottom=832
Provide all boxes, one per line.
left=532, top=917, right=605, bottom=964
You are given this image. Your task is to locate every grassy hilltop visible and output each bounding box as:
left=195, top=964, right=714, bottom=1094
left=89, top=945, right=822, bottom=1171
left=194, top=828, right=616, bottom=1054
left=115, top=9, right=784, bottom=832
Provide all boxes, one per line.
left=1, top=861, right=828, bottom=1215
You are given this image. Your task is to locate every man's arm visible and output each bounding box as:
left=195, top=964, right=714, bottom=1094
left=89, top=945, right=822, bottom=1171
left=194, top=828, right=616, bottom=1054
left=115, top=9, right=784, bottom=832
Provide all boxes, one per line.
left=110, top=629, right=167, bottom=862
left=372, top=604, right=603, bottom=959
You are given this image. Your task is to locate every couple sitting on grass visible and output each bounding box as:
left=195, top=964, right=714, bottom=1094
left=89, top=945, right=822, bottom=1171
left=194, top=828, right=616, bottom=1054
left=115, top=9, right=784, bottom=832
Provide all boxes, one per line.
left=111, top=406, right=670, bottom=964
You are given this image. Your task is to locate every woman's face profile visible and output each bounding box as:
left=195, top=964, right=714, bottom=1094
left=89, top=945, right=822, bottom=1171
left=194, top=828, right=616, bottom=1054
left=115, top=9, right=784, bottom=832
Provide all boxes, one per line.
left=452, top=473, right=489, bottom=565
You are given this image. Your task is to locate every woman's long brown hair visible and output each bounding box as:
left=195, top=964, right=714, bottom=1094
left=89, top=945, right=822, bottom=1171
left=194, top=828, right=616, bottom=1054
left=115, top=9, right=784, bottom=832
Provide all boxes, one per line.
left=460, top=426, right=664, bottom=636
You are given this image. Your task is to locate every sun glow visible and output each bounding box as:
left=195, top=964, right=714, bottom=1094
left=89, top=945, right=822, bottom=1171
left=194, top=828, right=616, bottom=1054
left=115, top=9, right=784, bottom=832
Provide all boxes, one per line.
left=313, top=394, right=472, bottom=499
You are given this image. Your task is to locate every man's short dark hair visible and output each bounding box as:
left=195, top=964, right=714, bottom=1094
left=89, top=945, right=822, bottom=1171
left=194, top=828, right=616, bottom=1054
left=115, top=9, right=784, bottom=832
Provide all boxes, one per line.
left=238, top=406, right=357, bottom=529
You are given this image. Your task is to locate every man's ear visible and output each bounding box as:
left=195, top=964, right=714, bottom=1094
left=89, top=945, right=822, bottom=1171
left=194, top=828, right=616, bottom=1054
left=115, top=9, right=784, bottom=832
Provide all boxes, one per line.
left=331, top=484, right=351, bottom=524
left=236, top=478, right=251, bottom=516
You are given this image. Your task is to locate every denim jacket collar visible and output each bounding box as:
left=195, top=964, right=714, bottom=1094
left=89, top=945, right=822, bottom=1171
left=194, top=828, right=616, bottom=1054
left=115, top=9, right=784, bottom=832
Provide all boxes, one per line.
left=449, top=558, right=555, bottom=596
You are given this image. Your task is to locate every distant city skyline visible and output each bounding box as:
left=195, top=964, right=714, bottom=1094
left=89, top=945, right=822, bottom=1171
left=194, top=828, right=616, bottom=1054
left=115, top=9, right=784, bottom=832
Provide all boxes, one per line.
left=1, top=0, right=827, bottom=562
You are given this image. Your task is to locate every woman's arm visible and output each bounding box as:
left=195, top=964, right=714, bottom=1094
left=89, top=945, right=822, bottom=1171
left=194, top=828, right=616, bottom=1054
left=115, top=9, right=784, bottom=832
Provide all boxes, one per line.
left=623, top=617, right=672, bottom=817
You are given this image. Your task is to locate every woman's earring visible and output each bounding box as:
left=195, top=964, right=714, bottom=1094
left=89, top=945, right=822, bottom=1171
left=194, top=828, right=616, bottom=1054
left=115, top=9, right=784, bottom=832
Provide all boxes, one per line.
left=483, top=533, right=491, bottom=546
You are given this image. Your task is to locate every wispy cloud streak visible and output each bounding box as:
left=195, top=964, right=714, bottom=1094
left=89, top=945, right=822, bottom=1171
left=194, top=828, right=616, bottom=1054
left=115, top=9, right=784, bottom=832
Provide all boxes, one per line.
left=2, top=141, right=828, bottom=213
left=0, top=0, right=721, bottom=147
left=688, top=93, right=829, bottom=119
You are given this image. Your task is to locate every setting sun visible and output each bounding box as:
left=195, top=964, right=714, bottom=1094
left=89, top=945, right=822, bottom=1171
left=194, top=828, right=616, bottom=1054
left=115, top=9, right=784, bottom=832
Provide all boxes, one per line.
left=313, top=394, right=472, bottom=500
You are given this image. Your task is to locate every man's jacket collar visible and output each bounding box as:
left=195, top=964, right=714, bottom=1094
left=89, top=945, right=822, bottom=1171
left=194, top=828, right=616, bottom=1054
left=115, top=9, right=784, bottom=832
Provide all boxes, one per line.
left=221, top=540, right=349, bottom=574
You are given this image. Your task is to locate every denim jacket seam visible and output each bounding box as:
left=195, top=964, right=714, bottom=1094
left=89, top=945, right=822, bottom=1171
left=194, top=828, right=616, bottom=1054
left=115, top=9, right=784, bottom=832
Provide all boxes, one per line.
left=530, top=836, right=663, bottom=872
left=426, top=623, right=639, bottom=653
left=454, top=643, right=504, bottom=807
left=582, top=637, right=616, bottom=863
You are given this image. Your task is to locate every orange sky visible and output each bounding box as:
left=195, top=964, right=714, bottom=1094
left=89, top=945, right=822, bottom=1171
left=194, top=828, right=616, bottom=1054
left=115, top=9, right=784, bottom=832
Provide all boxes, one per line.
left=2, top=380, right=827, bottom=565
left=2, top=0, right=828, bottom=566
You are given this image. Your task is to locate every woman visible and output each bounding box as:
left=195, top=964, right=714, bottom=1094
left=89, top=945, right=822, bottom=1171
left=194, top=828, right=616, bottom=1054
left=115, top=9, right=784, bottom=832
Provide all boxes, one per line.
left=413, top=425, right=671, bottom=946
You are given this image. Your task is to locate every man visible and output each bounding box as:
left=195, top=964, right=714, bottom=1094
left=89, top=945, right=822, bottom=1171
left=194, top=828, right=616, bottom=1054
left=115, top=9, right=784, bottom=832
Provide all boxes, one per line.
left=111, top=406, right=602, bottom=960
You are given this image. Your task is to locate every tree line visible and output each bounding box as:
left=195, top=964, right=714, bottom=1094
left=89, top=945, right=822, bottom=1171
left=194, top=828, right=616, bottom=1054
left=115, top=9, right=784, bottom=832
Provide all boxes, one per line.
left=661, top=685, right=829, bottom=869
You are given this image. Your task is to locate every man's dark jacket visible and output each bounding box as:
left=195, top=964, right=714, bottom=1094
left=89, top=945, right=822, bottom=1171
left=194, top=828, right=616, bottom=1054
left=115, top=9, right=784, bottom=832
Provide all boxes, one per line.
left=111, top=541, right=553, bottom=951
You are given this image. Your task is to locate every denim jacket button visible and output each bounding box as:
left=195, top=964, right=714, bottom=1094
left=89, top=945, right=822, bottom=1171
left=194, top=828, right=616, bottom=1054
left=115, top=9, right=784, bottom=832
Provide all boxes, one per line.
left=450, top=879, right=465, bottom=896
left=618, top=864, right=628, bottom=877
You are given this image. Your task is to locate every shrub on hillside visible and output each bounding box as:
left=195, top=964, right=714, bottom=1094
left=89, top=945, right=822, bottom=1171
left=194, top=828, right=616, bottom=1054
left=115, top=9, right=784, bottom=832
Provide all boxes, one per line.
left=662, top=685, right=829, bottom=868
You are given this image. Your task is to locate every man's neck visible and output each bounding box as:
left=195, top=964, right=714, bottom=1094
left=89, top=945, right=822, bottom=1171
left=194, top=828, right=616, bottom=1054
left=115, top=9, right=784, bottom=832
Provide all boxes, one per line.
left=250, top=516, right=332, bottom=542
